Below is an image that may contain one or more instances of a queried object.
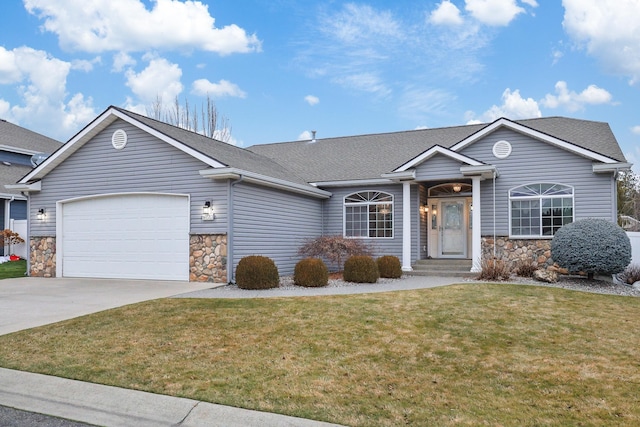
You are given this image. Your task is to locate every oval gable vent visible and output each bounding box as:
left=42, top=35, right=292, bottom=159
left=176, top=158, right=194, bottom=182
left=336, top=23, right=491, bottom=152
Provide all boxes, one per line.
left=493, top=140, right=512, bottom=159
left=112, top=129, right=128, bottom=150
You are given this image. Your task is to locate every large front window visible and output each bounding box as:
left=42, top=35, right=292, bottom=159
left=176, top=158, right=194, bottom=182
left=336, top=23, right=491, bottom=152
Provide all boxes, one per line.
left=344, top=191, right=393, bottom=238
left=510, top=183, right=574, bottom=237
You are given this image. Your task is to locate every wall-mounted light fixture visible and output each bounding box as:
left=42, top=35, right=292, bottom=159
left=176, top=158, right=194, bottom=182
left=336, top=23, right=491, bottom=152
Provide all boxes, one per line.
left=202, top=201, right=215, bottom=221
left=452, top=183, right=462, bottom=192
left=37, top=208, right=46, bottom=220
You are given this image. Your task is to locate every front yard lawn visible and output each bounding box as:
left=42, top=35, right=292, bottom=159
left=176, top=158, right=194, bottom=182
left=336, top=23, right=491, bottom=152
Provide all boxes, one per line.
left=0, top=259, right=26, bottom=279
left=0, top=284, right=638, bottom=426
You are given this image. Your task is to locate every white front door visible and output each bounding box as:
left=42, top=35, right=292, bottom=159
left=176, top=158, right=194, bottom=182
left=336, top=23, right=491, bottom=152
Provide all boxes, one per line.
left=440, top=200, right=466, bottom=257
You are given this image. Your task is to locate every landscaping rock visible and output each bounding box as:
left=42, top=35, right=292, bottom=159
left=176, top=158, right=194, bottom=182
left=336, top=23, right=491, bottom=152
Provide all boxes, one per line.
left=533, top=269, right=558, bottom=283
left=633, top=281, right=640, bottom=291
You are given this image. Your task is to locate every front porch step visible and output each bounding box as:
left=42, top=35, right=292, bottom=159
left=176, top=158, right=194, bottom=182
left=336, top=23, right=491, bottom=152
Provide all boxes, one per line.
left=408, top=259, right=476, bottom=278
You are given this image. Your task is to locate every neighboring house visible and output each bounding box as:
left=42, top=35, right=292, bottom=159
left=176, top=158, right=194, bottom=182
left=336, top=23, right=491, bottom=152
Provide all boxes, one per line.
left=0, top=119, right=62, bottom=256
left=9, top=106, right=630, bottom=281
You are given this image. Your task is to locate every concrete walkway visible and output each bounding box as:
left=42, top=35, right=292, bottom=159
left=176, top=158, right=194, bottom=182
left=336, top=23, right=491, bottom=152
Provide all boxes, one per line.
left=0, top=275, right=462, bottom=426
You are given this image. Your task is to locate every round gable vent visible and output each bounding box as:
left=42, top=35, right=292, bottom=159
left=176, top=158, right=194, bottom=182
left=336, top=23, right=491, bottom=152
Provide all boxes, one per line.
left=493, top=140, right=512, bottom=159
left=112, top=129, right=128, bottom=150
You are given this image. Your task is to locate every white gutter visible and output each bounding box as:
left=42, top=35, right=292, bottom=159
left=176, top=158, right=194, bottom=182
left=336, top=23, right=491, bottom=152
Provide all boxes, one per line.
left=380, top=170, right=416, bottom=182
left=199, top=167, right=332, bottom=199
left=310, top=178, right=395, bottom=187
left=5, top=182, right=41, bottom=193
left=592, top=162, right=632, bottom=173
left=460, top=165, right=499, bottom=179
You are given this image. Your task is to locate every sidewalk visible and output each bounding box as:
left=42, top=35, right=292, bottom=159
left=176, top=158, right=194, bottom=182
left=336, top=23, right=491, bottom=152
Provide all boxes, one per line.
left=0, top=368, right=343, bottom=427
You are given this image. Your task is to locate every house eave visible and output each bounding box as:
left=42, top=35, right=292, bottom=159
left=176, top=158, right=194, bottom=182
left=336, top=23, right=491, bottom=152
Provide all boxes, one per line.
left=380, top=170, right=416, bottom=182
left=592, top=162, right=633, bottom=173
left=460, top=165, right=499, bottom=179
left=5, top=181, right=41, bottom=193
left=310, top=178, right=397, bottom=187
left=200, top=167, right=332, bottom=199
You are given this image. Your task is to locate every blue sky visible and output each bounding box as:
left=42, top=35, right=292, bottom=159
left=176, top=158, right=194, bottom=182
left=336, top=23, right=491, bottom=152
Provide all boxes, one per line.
left=1, top=0, right=639, bottom=171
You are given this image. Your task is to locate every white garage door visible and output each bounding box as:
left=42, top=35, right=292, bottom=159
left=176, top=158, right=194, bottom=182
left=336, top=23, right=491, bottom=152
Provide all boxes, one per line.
left=61, top=194, right=189, bottom=281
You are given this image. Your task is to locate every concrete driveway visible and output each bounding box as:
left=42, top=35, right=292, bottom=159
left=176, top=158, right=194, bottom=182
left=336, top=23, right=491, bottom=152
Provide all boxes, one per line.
left=0, top=277, right=217, bottom=335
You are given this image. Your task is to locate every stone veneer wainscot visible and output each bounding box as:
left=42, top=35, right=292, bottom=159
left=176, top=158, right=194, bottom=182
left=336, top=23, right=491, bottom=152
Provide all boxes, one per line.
left=30, top=236, right=56, bottom=277
left=189, top=234, right=227, bottom=282
left=482, top=236, right=553, bottom=268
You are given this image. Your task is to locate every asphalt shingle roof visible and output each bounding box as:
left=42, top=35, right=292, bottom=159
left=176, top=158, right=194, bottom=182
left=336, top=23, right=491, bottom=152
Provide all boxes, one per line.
left=0, top=119, right=62, bottom=154
left=247, top=117, right=626, bottom=183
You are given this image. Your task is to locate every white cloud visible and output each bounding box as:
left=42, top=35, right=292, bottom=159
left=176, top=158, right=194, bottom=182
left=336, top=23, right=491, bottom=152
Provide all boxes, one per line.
left=304, top=95, right=319, bottom=106
left=112, top=52, right=136, bottom=72
left=191, top=79, right=246, bottom=98
left=332, top=73, right=391, bottom=98
left=429, top=1, right=463, bottom=26
left=631, top=126, right=640, bottom=135
left=562, top=0, right=640, bottom=84
left=125, top=57, right=183, bottom=103
left=327, top=3, right=402, bottom=44
left=625, top=146, right=640, bottom=174
left=470, top=88, right=541, bottom=122
left=540, top=81, right=612, bottom=111
left=0, top=46, right=95, bottom=139
left=24, top=0, right=261, bottom=55
left=464, top=0, right=530, bottom=26
left=298, top=130, right=313, bottom=140
left=71, top=57, right=101, bottom=72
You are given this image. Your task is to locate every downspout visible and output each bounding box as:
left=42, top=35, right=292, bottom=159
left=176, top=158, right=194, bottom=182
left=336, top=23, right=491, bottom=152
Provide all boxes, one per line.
left=227, top=174, right=244, bottom=284
left=493, top=171, right=496, bottom=259
left=23, top=193, right=29, bottom=276
left=5, top=196, right=14, bottom=256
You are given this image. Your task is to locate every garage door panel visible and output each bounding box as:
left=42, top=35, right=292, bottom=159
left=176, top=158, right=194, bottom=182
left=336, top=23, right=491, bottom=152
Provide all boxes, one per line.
left=61, top=194, right=189, bottom=281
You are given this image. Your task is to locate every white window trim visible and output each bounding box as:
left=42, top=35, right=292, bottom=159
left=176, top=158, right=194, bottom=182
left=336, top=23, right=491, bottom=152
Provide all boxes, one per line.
left=343, top=191, right=394, bottom=239
left=508, top=183, right=575, bottom=239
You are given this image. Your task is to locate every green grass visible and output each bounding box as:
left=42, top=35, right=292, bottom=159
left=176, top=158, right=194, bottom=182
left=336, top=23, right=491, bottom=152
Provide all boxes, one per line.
left=0, top=284, right=638, bottom=426
left=0, top=259, right=26, bottom=279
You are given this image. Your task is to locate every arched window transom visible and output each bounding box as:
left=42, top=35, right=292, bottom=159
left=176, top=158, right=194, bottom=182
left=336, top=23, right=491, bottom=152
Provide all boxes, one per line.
left=344, top=191, right=393, bottom=238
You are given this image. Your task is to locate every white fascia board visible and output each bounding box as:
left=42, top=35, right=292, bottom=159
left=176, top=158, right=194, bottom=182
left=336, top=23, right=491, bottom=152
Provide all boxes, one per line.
left=394, top=145, right=484, bottom=172
left=110, top=109, right=226, bottom=169
left=200, top=167, right=332, bottom=199
left=5, top=181, right=41, bottom=192
left=460, top=164, right=499, bottom=179
left=0, top=145, right=42, bottom=156
left=0, top=192, right=27, bottom=200
left=19, top=107, right=226, bottom=184
left=310, top=178, right=396, bottom=187
left=592, top=162, right=633, bottom=173
left=19, top=108, right=118, bottom=183
left=380, top=170, right=416, bottom=181
left=451, top=117, right=618, bottom=164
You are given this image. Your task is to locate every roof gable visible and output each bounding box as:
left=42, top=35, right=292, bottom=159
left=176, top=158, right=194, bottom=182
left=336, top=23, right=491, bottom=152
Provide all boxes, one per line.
left=451, top=117, right=620, bottom=164
left=394, top=145, right=485, bottom=172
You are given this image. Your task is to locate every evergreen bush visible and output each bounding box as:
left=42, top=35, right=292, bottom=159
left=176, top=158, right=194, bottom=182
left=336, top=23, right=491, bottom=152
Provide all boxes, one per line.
left=235, top=255, right=279, bottom=290
left=551, top=218, right=631, bottom=279
left=294, top=258, right=329, bottom=287
left=376, top=255, right=402, bottom=279
left=343, top=256, right=379, bottom=283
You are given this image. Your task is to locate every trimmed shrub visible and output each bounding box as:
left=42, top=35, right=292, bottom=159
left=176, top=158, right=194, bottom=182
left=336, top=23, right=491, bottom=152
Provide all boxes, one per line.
left=376, top=255, right=402, bottom=279
left=294, top=258, right=329, bottom=287
left=476, top=257, right=511, bottom=281
left=235, top=255, right=279, bottom=290
left=551, top=218, right=631, bottom=279
left=514, top=258, right=538, bottom=278
left=343, top=255, right=379, bottom=283
left=297, top=235, right=374, bottom=271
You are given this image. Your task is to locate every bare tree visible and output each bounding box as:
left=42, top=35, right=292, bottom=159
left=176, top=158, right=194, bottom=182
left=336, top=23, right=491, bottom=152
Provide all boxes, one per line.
left=145, top=95, right=232, bottom=143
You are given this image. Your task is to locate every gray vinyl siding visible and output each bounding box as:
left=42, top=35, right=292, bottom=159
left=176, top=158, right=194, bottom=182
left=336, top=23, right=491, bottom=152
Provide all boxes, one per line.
left=232, top=182, right=323, bottom=276
left=459, top=128, right=616, bottom=236
left=320, top=184, right=412, bottom=264
left=29, top=119, right=229, bottom=236
left=415, top=155, right=465, bottom=181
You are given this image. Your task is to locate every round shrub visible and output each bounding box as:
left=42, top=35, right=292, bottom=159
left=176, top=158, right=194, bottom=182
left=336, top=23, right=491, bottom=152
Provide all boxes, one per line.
left=294, top=258, right=329, bottom=287
left=551, top=218, right=631, bottom=279
left=235, top=255, right=279, bottom=290
left=343, top=255, right=379, bottom=283
left=376, top=255, right=402, bottom=279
